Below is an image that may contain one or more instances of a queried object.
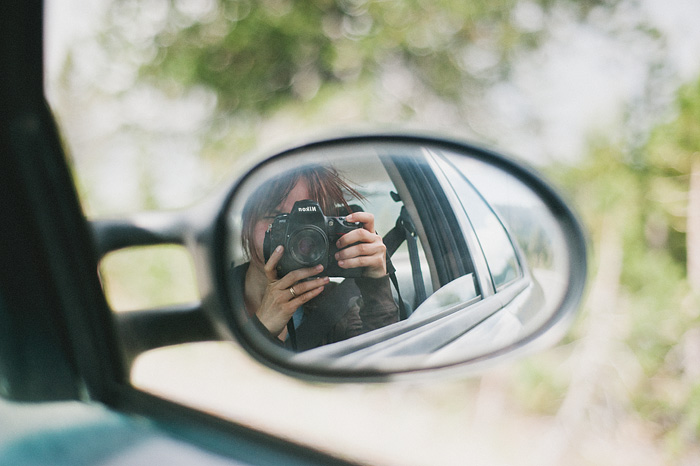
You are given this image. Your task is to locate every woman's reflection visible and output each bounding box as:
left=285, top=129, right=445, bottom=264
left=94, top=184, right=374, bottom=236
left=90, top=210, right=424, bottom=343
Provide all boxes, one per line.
left=230, top=165, right=398, bottom=351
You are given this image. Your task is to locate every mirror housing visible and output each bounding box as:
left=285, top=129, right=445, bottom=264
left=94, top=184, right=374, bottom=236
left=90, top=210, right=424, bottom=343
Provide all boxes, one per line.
left=91, top=133, right=587, bottom=382
left=213, top=134, right=588, bottom=381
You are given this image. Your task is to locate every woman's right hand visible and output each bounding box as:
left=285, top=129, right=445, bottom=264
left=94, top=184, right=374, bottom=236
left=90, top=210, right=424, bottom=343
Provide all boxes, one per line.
left=256, top=245, right=329, bottom=338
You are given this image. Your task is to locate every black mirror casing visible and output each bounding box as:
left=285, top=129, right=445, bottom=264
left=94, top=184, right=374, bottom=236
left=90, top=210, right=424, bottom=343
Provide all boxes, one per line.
left=213, top=134, right=588, bottom=382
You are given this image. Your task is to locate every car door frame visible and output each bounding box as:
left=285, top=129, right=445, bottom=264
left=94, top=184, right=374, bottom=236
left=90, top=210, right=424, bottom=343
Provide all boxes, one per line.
left=291, top=146, right=527, bottom=364
left=0, top=2, right=366, bottom=464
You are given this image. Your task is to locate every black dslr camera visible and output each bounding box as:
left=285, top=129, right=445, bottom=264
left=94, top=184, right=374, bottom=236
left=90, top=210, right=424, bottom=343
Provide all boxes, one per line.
left=263, top=199, right=363, bottom=278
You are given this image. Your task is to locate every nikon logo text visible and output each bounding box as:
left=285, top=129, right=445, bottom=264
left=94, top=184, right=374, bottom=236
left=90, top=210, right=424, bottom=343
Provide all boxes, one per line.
left=298, top=206, right=317, bottom=212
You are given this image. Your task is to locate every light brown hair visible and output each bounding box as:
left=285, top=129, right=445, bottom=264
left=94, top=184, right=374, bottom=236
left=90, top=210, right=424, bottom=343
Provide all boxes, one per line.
left=241, top=165, right=364, bottom=264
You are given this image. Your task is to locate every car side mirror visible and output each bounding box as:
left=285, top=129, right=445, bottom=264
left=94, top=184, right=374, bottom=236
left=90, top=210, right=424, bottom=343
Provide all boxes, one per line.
left=214, top=134, right=588, bottom=380
left=93, top=134, right=586, bottom=382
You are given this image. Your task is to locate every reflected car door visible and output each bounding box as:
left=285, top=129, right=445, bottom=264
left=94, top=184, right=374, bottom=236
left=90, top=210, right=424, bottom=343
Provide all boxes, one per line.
left=383, top=149, right=538, bottom=354
left=420, top=151, right=548, bottom=361
left=420, top=149, right=539, bottom=325
left=297, top=148, right=524, bottom=362
left=382, top=150, right=481, bottom=308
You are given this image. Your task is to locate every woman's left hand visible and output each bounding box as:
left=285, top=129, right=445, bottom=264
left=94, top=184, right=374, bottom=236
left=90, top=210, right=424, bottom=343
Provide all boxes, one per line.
left=335, top=211, right=387, bottom=278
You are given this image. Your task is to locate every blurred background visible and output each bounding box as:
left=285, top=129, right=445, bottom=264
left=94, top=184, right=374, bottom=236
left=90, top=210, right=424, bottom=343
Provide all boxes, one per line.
left=45, top=0, right=700, bottom=464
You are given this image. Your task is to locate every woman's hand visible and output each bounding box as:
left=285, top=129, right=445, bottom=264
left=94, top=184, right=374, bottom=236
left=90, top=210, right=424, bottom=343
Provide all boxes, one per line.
left=335, top=212, right=387, bottom=279
left=256, top=246, right=329, bottom=337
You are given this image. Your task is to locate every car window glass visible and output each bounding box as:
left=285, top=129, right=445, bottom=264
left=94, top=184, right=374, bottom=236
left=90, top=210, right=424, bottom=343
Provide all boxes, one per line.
left=432, top=154, right=522, bottom=290
left=446, top=155, right=563, bottom=284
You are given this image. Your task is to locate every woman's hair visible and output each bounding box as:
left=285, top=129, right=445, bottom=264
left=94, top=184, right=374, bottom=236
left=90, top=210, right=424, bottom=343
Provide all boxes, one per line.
left=241, top=165, right=364, bottom=264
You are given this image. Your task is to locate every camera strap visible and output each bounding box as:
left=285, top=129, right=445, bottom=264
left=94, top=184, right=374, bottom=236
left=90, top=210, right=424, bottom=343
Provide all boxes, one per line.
left=385, top=259, right=408, bottom=321
left=286, top=319, right=297, bottom=351
left=382, top=206, right=427, bottom=318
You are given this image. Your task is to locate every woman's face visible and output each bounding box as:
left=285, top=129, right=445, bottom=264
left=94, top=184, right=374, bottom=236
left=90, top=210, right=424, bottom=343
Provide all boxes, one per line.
left=251, top=178, right=311, bottom=269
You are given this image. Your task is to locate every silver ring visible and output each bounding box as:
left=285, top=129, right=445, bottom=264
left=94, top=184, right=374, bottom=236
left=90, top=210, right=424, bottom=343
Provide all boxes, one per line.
left=289, top=286, right=297, bottom=298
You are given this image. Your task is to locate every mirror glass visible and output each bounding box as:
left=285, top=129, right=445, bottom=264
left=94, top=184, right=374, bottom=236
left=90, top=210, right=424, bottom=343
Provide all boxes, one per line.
left=223, top=138, right=583, bottom=374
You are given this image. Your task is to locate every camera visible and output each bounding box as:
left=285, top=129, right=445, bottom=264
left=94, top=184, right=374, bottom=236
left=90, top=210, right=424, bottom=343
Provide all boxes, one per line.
left=263, top=199, right=363, bottom=278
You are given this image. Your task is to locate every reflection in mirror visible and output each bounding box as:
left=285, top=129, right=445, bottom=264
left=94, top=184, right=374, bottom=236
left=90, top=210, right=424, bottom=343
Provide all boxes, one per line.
left=224, top=139, right=579, bottom=373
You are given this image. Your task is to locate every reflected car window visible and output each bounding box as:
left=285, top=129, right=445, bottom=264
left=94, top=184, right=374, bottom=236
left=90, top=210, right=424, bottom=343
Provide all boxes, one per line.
left=433, top=155, right=522, bottom=290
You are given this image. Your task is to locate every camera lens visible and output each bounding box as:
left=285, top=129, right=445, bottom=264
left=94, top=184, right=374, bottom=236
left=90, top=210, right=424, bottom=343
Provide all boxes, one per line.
left=288, top=227, right=327, bottom=266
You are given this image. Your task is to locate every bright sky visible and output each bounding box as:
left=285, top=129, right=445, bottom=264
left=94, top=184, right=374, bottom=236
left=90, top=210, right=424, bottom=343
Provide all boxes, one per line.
left=481, top=0, right=700, bottom=164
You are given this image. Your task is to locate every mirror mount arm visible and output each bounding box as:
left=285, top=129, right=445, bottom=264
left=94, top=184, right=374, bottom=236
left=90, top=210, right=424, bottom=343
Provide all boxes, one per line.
left=90, top=213, right=189, bottom=259
left=114, top=303, right=218, bottom=369
left=90, top=213, right=220, bottom=369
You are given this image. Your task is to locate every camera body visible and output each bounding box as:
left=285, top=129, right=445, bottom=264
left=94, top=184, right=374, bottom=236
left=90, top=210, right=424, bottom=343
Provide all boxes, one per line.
left=263, top=199, right=363, bottom=278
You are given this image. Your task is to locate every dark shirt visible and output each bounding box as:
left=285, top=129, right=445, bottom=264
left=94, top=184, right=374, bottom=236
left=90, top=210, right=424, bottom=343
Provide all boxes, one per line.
left=230, top=263, right=399, bottom=351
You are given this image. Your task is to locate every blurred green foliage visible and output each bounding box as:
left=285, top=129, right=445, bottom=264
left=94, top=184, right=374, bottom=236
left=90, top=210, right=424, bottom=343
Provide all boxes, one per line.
left=107, top=0, right=615, bottom=119
left=548, top=75, right=700, bottom=458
